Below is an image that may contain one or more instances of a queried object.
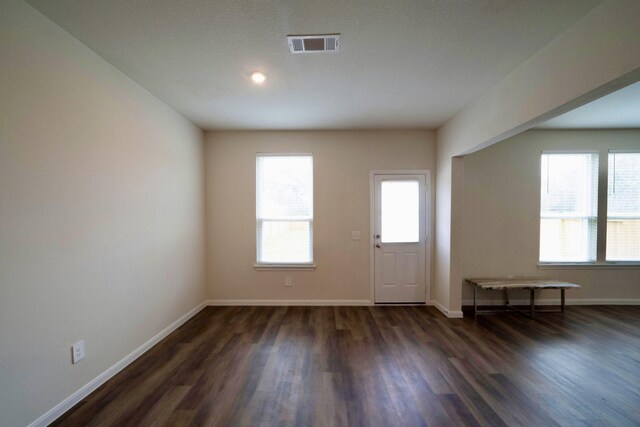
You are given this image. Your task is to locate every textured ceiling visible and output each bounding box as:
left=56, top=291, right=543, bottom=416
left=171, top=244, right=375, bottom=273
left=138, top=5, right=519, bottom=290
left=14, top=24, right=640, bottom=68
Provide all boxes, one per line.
left=538, top=81, right=640, bottom=129
left=26, top=0, right=602, bottom=130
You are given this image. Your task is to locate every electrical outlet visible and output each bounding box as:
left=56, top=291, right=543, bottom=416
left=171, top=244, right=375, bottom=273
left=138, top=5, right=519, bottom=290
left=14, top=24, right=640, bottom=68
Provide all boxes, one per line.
left=285, top=276, right=292, bottom=287
left=351, top=231, right=361, bottom=240
left=72, top=340, right=85, bottom=364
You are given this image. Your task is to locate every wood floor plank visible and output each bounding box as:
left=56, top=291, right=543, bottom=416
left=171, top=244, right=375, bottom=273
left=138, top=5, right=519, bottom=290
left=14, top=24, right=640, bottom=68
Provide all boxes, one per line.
left=52, top=306, right=640, bottom=427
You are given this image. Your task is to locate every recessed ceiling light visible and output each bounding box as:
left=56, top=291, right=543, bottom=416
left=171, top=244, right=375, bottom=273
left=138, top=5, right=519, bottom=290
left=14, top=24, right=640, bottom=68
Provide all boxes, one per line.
left=251, top=71, right=266, bottom=84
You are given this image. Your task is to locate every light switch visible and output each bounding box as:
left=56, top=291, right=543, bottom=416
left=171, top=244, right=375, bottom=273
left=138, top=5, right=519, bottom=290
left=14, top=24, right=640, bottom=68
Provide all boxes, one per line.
left=351, top=231, right=361, bottom=240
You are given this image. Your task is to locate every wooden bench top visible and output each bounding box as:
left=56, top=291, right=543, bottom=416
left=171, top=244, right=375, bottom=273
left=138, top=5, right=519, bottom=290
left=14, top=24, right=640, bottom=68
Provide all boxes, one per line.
left=466, top=278, right=580, bottom=290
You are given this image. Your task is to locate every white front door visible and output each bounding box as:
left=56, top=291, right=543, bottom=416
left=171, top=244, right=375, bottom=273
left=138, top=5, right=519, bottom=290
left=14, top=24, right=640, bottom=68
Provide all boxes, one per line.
left=373, top=174, right=428, bottom=303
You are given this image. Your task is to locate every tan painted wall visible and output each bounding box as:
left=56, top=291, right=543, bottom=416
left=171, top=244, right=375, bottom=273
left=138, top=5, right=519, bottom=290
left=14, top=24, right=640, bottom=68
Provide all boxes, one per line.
left=205, top=130, right=435, bottom=303
left=463, top=129, right=640, bottom=303
left=435, top=0, right=640, bottom=314
left=0, top=1, right=206, bottom=425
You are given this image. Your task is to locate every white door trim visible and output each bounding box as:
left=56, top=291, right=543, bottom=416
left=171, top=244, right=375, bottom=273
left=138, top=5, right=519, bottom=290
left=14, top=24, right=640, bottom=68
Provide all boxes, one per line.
left=369, top=170, right=431, bottom=304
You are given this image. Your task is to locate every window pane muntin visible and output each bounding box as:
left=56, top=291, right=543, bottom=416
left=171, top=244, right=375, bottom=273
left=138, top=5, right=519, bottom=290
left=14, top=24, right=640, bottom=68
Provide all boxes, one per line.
left=606, top=152, right=640, bottom=261
left=380, top=180, right=420, bottom=243
left=256, top=155, right=313, bottom=264
left=540, top=153, right=598, bottom=262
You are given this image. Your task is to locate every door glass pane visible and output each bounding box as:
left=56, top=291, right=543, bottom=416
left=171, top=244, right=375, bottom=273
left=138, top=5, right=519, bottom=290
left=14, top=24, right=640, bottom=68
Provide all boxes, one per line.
left=381, top=180, right=419, bottom=243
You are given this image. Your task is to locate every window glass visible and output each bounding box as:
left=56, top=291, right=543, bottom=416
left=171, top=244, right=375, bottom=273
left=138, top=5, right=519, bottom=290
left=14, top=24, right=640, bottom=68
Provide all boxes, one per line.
left=606, top=152, right=640, bottom=261
left=256, top=155, right=313, bottom=264
left=540, top=153, right=598, bottom=262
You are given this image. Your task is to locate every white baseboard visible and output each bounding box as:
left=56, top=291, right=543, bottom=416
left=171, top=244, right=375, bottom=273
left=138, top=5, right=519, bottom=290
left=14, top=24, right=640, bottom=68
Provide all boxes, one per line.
left=430, top=300, right=464, bottom=318
left=206, top=299, right=371, bottom=306
left=462, top=298, right=640, bottom=306
left=28, top=301, right=207, bottom=427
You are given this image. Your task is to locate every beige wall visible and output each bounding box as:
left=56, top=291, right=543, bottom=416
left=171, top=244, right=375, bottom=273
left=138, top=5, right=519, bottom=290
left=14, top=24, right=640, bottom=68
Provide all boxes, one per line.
left=205, top=130, right=435, bottom=303
left=463, top=129, right=640, bottom=303
left=0, top=1, right=206, bottom=426
left=435, top=0, right=640, bottom=314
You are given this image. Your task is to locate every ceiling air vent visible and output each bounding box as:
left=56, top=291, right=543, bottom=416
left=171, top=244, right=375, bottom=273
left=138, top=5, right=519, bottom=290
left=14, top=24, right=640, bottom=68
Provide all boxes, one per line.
left=287, top=34, right=341, bottom=54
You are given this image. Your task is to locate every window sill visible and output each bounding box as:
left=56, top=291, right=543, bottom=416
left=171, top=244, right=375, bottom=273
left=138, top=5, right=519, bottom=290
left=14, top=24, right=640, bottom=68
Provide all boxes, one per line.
left=537, top=262, right=640, bottom=270
left=254, top=264, right=316, bottom=271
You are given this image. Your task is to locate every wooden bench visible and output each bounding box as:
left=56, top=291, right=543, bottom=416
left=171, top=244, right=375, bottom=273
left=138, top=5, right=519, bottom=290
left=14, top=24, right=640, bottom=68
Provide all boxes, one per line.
left=465, top=278, right=580, bottom=318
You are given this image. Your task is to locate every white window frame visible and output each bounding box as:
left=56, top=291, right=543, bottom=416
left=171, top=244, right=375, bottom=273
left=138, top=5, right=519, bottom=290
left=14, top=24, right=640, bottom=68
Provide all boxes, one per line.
left=606, top=150, right=640, bottom=263
left=538, top=149, right=640, bottom=269
left=539, top=151, right=599, bottom=264
left=255, top=153, right=315, bottom=270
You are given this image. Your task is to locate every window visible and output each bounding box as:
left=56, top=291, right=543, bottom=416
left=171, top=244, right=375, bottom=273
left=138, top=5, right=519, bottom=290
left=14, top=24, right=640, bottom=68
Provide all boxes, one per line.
left=607, top=152, right=640, bottom=261
left=256, top=154, right=313, bottom=265
left=540, top=152, right=598, bottom=262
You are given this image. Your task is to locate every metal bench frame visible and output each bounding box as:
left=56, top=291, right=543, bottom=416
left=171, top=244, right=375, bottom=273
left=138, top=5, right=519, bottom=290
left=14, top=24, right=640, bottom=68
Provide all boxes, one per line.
left=472, top=286, right=566, bottom=319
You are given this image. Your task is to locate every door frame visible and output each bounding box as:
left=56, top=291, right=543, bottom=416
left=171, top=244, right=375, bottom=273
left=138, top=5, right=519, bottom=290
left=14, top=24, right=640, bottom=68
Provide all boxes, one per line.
left=369, top=170, right=432, bottom=304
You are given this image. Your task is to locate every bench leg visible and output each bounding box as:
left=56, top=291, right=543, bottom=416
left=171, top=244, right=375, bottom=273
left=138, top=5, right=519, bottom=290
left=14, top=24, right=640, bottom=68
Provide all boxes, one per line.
left=474, top=286, right=477, bottom=316
left=504, top=289, right=509, bottom=309
left=561, top=288, right=565, bottom=312
left=530, top=289, right=535, bottom=319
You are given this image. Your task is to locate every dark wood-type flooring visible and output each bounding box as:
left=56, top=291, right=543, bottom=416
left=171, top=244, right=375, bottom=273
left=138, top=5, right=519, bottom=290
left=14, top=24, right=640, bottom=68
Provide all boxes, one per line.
left=52, top=306, right=640, bottom=426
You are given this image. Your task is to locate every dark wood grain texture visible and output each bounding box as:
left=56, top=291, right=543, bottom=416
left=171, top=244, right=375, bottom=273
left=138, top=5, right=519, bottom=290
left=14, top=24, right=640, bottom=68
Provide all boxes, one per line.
left=51, top=306, right=640, bottom=426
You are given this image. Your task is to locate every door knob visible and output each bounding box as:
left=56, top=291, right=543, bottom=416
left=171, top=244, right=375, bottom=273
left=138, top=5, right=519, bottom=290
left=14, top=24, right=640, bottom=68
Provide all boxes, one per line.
left=375, top=243, right=381, bottom=248
left=375, top=234, right=381, bottom=239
